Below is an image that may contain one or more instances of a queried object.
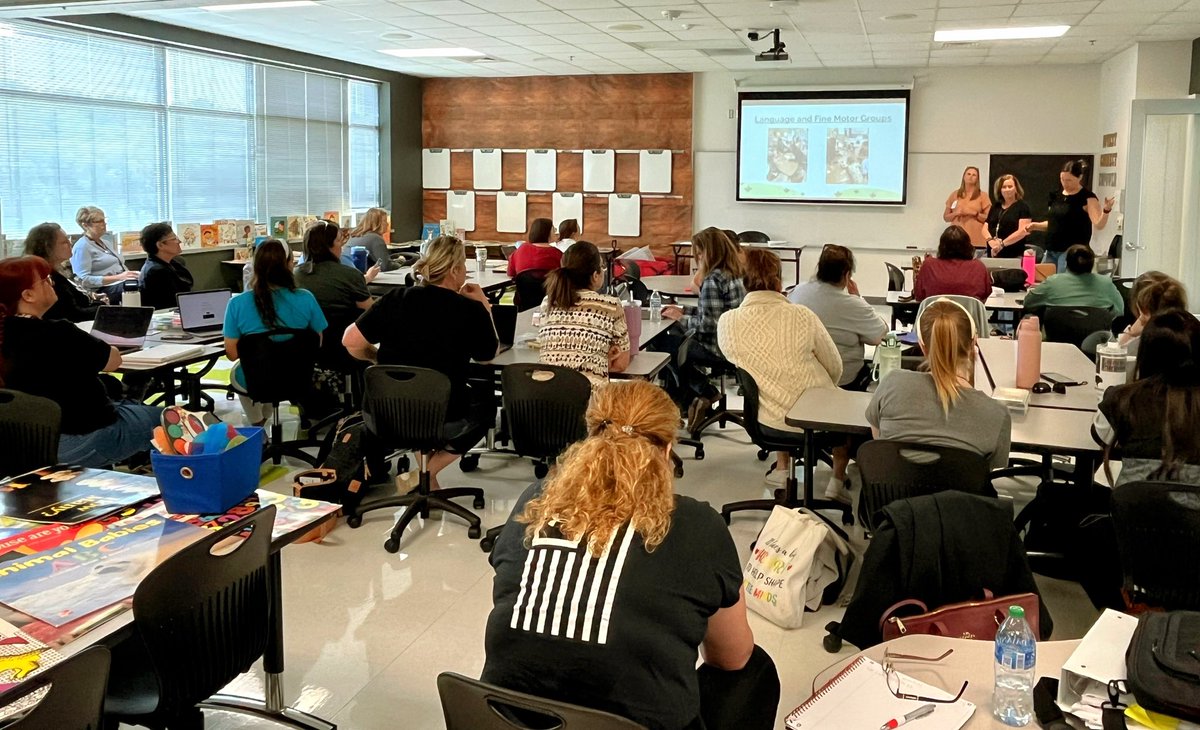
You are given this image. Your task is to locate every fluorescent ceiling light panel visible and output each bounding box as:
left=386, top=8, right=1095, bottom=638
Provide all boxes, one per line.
left=379, top=47, right=485, bottom=58
left=200, top=1, right=317, bottom=10
left=934, top=25, right=1069, bottom=42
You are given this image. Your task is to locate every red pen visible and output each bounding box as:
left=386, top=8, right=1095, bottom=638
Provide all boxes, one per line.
left=880, top=703, right=935, bottom=730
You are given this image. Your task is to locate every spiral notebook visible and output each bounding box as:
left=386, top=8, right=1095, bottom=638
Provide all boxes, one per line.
left=785, top=657, right=975, bottom=730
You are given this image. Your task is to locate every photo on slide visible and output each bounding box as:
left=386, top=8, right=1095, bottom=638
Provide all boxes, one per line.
left=766, top=128, right=808, bottom=184
left=826, top=128, right=870, bottom=185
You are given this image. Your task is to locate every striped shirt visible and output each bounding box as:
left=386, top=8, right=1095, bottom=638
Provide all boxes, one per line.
left=537, top=290, right=630, bottom=388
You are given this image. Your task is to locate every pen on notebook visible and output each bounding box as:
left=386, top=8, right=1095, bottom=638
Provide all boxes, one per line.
left=879, top=703, right=936, bottom=730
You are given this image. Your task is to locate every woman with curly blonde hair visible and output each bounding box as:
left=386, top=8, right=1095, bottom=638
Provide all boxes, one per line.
left=482, top=380, right=779, bottom=730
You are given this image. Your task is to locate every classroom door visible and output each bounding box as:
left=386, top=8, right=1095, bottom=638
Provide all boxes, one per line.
left=1123, top=99, right=1200, bottom=293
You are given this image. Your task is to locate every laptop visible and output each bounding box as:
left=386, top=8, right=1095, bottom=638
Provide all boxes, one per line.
left=982, top=257, right=1023, bottom=270
left=91, top=305, right=154, bottom=353
left=493, top=304, right=518, bottom=354
left=177, top=289, right=232, bottom=342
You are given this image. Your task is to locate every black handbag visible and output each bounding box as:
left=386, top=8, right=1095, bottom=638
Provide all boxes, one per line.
left=1125, top=611, right=1200, bottom=722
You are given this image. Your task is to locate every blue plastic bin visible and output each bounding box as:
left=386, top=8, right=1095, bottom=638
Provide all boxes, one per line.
left=151, top=427, right=264, bottom=514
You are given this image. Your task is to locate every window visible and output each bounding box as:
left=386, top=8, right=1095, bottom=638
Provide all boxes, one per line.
left=0, top=20, right=382, bottom=241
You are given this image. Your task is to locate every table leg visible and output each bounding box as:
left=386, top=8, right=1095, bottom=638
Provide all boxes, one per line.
left=803, top=430, right=818, bottom=503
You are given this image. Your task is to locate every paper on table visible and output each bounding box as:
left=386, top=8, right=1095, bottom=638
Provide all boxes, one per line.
left=496, top=192, right=527, bottom=234
left=583, top=149, right=615, bottom=192
left=422, top=148, right=450, bottom=189
left=473, top=148, right=502, bottom=190
left=552, top=192, right=584, bottom=231
left=526, top=149, right=557, bottom=191
left=447, top=191, right=476, bottom=232
left=608, top=194, right=641, bottom=237
left=639, top=149, right=672, bottom=193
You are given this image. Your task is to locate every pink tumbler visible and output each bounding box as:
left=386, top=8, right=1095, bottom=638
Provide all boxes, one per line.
left=623, top=302, right=642, bottom=352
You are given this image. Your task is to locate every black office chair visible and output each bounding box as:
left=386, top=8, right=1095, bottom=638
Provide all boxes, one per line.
left=348, top=366, right=486, bottom=551
left=1112, top=480, right=1200, bottom=611
left=514, top=269, right=549, bottom=312
left=437, top=672, right=646, bottom=730
left=1024, top=244, right=1045, bottom=261
left=721, top=368, right=851, bottom=529
left=237, top=328, right=321, bottom=466
left=1042, top=306, right=1116, bottom=348
left=612, top=260, right=651, bottom=304
left=856, top=440, right=994, bottom=533
left=0, top=645, right=109, bottom=729
left=736, top=230, right=770, bottom=244
left=1111, top=277, right=1137, bottom=332
left=884, top=262, right=906, bottom=292
left=0, top=389, right=61, bottom=479
left=104, top=507, right=275, bottom=730
left=680, top=337, right=744, bottom=440
left=500, top=244, right=518, bottom=261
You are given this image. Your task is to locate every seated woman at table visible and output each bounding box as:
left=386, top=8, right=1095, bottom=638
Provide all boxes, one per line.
left=223, top=240, right=328, bottom=426
left=553, top=218, right=579, bottom=252
left=913, top=225, right=992, bottom=302
left=719, top=249, right=841, bottom=488
left=343, top=236, right=498, bottom=490
left=1022, top=245, right=1124, bottom=313
left=345, top=207, right=399, bottom=273
left=867, top=298, right=1011, bottom=469
left=242, top=238, right=290, bottom=292
left=296, top=219, right=376, bottom=340
left=0, top=256, right=161, bottom=467
left=70, top=205, right=140, bottom=304
left=1117, top=271, right=1187, bottom=355
left=537, top=240, right=630, bottom=388
left=22, top=222, right=101, bottom=322
left=1093, top=309, right=1200, bottom=486
left=138, top=223, right=193, bottom=310
left=483, top=380, right=779, bottom=730
left=507, top=217, right=561, bottom=277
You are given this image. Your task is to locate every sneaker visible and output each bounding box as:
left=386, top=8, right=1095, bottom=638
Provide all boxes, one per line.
left=764, top=465, right=788, bottom=487
left=824, top=476, right=852, bottom=505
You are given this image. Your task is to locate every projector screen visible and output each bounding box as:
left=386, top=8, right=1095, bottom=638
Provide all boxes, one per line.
left=737, top=89, right=911, bottom=205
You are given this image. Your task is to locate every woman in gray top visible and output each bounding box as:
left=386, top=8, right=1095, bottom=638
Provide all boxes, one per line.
left=345, top=207, right=398, bottom=272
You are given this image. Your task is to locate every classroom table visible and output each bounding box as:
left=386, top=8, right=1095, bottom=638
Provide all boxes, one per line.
left=670, top=240, right=806, bottom=280
left=643, top=274, right=698, bottom=298
left=975, top=339, right=1100, bottom=412
left=370, top=266, right=513, bottom=296
left=863, top=290, right=1027, bottom=328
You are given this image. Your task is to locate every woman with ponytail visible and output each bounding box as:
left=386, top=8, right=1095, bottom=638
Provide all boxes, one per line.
left=866, top=298, right=1011, bottom=468
left=537, top=240, right=629, bottom=387
left=1025, top=159, right=1115, bottom=272
left=483, top=380, right=779, bottom=730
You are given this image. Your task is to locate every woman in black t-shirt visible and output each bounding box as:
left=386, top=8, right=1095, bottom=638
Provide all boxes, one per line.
left=1026, top=159, right=1115, bottom=271
left=984, top=174, right=1033, bottom=258
left=22, top=222, right=101, bottom=322
left=0, top=256, right=161, bottom=467
left=483, top=380, right=780, bottom=730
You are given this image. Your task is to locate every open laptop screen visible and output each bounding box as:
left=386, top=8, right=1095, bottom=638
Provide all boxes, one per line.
left=178, top=289, right=232, bottom=333
left=91, top=306, right=153, bottom=349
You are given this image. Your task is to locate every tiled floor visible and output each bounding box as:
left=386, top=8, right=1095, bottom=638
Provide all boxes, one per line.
left=154, top=390, right=1100, bottom=730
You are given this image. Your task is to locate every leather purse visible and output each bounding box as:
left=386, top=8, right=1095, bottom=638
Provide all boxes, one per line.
left=1125, top=610, right=1200, bottom=722
left=880, top=589, right=1040, bottom=642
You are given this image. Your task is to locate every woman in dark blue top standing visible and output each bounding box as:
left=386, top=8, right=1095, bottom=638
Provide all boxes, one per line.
left=1026, top=159, right=1115, bottom=272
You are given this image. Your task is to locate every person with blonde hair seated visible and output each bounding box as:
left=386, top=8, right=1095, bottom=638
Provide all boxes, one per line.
left=345, top=207, right=399, bottom=272
left=483, top=380, right=780, bottom=730
left=1118, top=270, right=1187, bottom=355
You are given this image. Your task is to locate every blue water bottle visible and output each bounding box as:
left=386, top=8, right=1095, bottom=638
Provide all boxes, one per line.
left=993, top=605, right=1036, bottom=726
left=350, top=246, right=368, bottom=273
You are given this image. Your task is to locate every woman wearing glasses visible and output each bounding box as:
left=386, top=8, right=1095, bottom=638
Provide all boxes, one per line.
left=70, top=206, right=139, bottom=303
left=22, top=222, right=102, bottom=322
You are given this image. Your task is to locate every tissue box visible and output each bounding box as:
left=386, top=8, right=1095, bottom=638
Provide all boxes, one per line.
left=991, top=387, right=1030, bottom=415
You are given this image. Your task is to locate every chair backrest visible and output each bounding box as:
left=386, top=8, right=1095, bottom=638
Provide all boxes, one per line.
left=501, top=365, right=590, bottom=461
left=437, top=672, right=646, bottom=730
left=362, top=365, right=450, bottom=453
left=736, top=230, right=770, bottom=244
left=132, top=506, right=274, bottom=718
left=1042, top=306, right=1116, bottom=348
left=735, top=368, right=768, bottom=446
left=0, top=646, right=109, bottom=729
left=0, top=389, right=61, bottom=479
left=1112, top=277, right=1136, bottom=322
left=915, top=295, right=989, bottom=339
left=884, top=262, right=905, bottom=292
left=237, top=328, right=319, bottom=405
left=857, top=440, right=993, bottom=531
left=500, top=245, right=518, bottom=261
left=1024, top=244, right=1045, bottom=261
left=1112, top=480, right=1200, bottom=610
left=514, top=269, right=549, bottom=312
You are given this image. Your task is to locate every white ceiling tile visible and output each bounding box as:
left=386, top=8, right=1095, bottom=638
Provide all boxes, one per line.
left=496, top=9, right=576, bottom=22
left=540, top=0, right=621, bottom=8
left=709, top=14, right=791, bottom=30
left=563, top=6, right=642, bottom=21
left=445, top=12, right=512, bottom=25
left=598, top=28, right=675, bottom=40
left=488, top=24, right=547, bottom=36
left=463, top=0, right=552, bottom=10
left=424, top=27, right=489, bottom=38
left=526, top=21, right=596, bottom=32
left=859, top=0, right=936, bottom=9
left=1136, top=21, right=1200, bottom=35
left=1091, top=0, right=1181, bottom=10
left=937, top=5, right=1015, bottom=21
left=1011, top=1, right=1098, bottom=15
left=383, top=14, right=457, bottom=28
left=1162, top=10, right=1200, bottom=21
left=669, top=27, right=737, bottom=40
left=395, top=0, right=480, bottom=14
left=1078, top=11, right=1162, bottom=23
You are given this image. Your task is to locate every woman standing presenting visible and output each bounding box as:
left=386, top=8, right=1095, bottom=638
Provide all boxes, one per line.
left=70, top=206, right=138, bottom=303
left=1026, top=159, right=1115, bottom=271
left=943, top=166, right=991, bottom=250
left=984, top=174, right=1032, bottom=258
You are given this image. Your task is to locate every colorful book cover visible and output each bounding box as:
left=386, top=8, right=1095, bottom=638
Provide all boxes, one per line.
left=340, top=214, right=353, bottom=230
left=0, top=616, right=65, bottom=719
left=0, top=499, right=159, bottom=563
left=234, top=220, right=255, bottom=247
left=322, top=210, right=339, bottom=223
left=119, top=232, right=141, bottom=254
left=0, top=467, right=160, bottom=526
left=300, top=215, right=319, bottom=237
left=177, top=223, right=202, bottom=250
left=199, top=224, right=219, bottom=248
left=217, top=223, right=238, bottom=247
left=285, top=216, right=303, bottom=243
left=269, top=217, right=287, bottom=239
left=254, top=223, right=268, bottom=237
left=141, top=489, right=339, bottom=542
left=0, top=515, right=206, bottom=626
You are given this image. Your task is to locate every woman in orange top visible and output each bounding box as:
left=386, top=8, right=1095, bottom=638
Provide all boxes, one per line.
left=943, top=166, right=992, bottom=249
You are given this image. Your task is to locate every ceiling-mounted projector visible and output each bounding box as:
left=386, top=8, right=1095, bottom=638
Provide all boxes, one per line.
left=750, top=28, right=788, bottom=62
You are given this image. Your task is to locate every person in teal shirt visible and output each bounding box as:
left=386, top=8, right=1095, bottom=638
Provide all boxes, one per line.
left=1022, top=245, right=1124, bottom=313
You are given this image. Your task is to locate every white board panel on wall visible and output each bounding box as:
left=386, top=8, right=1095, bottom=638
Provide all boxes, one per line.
left=583, top=149, right=615, bottom=192
left=608, top=194, right=641, bottom=237
left=473, top=149, right=502, bottom=190
left=639, top=150, right=672, bottom=193
left=552, top=193, right=584, bottom=232
left=526, top=149, right=557, bottom=191
left=496, top=192, right=527, bottom=233
left=446, top=191, right=476, bottom=232
left=422, top=148, right=450, bottom=189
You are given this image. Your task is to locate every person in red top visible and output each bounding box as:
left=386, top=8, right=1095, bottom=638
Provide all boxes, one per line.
left=507, top=218, right=562, bottom=277
left=914, top=225, right=993, bottom=302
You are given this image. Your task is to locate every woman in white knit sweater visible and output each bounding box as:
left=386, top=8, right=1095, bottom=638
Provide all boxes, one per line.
left=718, top=249, right=842, bottom=486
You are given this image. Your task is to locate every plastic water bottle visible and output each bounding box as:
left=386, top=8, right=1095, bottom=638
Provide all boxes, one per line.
left=475, top=246, right=488, bottom=274
left=649, top=290, right=662, bottom=323
left=993, top=605, right=1036, bottom=726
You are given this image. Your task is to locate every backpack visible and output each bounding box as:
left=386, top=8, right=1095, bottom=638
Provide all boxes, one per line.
left=292, top=413, right=369, bottom=513
left=1126, top=611, right=1200, bottom=722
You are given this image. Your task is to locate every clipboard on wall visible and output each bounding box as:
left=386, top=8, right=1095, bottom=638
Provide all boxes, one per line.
left=422, top=148, right=450, bottom=189
left=639, top=149, right=672, bottom=193
left=526, top=149, right=557, bottom=191
left=473, top=148, right=502, bottom=190
left=446, top=191, right=476, bottom=232
left=608, top=194, right=640, bottom=237
left=583, top=149, right=615, bottom=192
left=496, top=192, right=527, bottom=234
left=552, top=192, right=584, bottom=232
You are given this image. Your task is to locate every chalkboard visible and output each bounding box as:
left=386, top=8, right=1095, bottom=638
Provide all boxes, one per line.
left=987, top=154, right=1094, bottom=220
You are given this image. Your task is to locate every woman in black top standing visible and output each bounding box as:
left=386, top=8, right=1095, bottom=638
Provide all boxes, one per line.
left=1026, top=159, right=1115, bottom=271
left=138, top=223, right=193, bottom=310
left=984, top=174, right=1033, bottom=258
left=22, top=222, right=101, bottom=322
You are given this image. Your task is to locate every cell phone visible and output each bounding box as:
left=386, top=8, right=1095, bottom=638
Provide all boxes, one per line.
left=1041, top=372, right=1084, bottom=386
left=160, top=333, right=193, bottom=341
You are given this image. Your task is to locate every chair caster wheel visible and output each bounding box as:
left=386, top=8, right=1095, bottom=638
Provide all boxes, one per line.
left=674, top=465, right=684, bottom=478
left=468, top=525, right=481, bottom=539
left=823, top=632, right=843, bottom=653
left=480, top=536, right=495, bottom=552
left=347, top=515, right=362, bottom=528
left=534, top=462, right=548, bottom=479
left=383, top=538, right=400, bottom=553
left=473, top=496, right=485, bottom=509
left=695, top=447, right=705, bottom=460
left=757, top=449, right=769, bottom=461
left=460, top=454, right=479, bottom=472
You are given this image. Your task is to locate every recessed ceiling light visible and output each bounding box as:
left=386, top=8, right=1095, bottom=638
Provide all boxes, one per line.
left=379, top=31, right=413, bottom=42
left=607, top=23, right=645, bottom=32
left=200, top=1, right=317, bottom=10
left=881, top=13, right=917, bottom=21
left=934, top=25, right=1069, bottom=42
left=379, top=47, right=485, bottom=58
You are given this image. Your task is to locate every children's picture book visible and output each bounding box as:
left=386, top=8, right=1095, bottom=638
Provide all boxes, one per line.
left=269, top=217, right=287, bottom=239
left=300, top=215, right=319, bottom=236
left=119, top=232, right=141, bottom=254
left=322, top=210, right=339, bottom=223
left=0, top=467, right=160, bottom=526
left=217, top=223, right=238, bottom=247
left=235, top=220, right=255, bottom=247
left=199, top=224, right=219, bottom=248
left=0, top=499, right=159, bottom=563
left=177, top=223, right=202, bottom=250
left=340, top=214, right=354, bottom=230
left=254, top=223, right=268, bottom=237
left=0, top=616, right=65, bottom=720
left=142, top=489, right=339, bottom=542
left=285, top=216, right=303, bottom=243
